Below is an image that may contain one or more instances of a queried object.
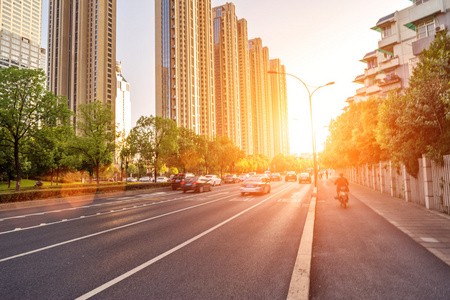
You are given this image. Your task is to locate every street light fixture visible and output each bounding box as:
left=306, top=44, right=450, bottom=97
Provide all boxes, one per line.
left=268, top=70, right=334, bottom=188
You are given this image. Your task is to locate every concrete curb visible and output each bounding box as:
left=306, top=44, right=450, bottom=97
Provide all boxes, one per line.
left=287, top=187, right=317, bottom=300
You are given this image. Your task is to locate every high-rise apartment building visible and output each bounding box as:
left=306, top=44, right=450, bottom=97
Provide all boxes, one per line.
left=262, top=46, right=273, bottom=158
left=155, top=0, right=216, bottom=137
left=237, top=18, right=253, bottom=155
left=213, top=3, right=241, bottom=147
left=0, top=0, right=44, bottom=70
left=269, top=59, right=289, bottom=155
left=116, top=61, right=131, bottom=139
left=47, top=0, right=117, bottom=119
left=249, top=38, right=267, bottom=156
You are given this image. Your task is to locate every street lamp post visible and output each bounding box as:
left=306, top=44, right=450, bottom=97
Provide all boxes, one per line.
left=268, top=71, right=334, bottom=188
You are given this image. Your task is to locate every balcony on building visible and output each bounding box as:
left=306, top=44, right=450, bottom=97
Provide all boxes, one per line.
left=360, top=50, right=378, bottom=77
left=356, top=86, right=367, bottom=96
left=405, top=0, right=448, bottom=55
left=378, top=55, right=400, bottom=71
left=377, top=73, right=401, bottom=87
left=365, top=84, right=381, bottom=95
left=409, top=0, right=445, bottom=25
left=371, top=12, right=399, bottom=49
left=352, top=74, right=365, bottom=84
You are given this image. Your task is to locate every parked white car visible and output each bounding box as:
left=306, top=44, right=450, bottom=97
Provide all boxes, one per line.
left=205, top=175, right=222, bottom=186
left=156, top=177, right=169, bottom=183
left=139, top=177, right=151, bottom=182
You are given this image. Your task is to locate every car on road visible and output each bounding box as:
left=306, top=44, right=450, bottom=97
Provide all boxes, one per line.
left=171, top=173, right=195, bottom=190
left=238, top=174, right=249, bottom=182
left=126, top=177, right=137, bottom=182
left=139, top=177, right=151, bottom=182
left=299, top=172, right=312, bottom=184
left=224, top=174, right=239, bottom=184
left=205, top=175, right=222, bottom=186
left=240, top=176, right=271, bottom=195
left=285, top=171, right=297, bottom=182
left=180, top=176, right=213, bottom=193
left=270, top=173, right=281, bottom=181
left=156, top=177, right=169, bottom=183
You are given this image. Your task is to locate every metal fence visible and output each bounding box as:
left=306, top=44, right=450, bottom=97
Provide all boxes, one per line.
left=341, top=155, right=450, bottom=215
left=431, top=155, right=450, bottom=213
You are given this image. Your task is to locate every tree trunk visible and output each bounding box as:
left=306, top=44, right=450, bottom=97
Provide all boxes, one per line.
left=51, top=170, right=54, bottom=186
left=56, top=169, right=59, bottom=186
left=14, top=139, right=21, bottom=192
left=96, top=165, right=100, bottom=186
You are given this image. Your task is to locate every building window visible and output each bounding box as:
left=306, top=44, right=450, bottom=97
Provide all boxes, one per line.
left=415, top=0, right=430, bottom=5
left=417, top=19, right=435, bottom=39
left=381, top=25, right=392, bottom=38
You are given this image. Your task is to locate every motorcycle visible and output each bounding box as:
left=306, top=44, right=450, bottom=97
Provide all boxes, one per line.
left=34, top=180, right=43, bottom=188
left=335, top=186, right=349, bottom=208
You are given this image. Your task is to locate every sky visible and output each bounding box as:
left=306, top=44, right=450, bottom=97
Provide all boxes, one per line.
left=41, top=0, right=413, bottom=155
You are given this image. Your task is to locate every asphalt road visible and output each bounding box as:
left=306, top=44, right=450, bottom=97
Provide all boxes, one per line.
left=0, top=180, right=312, bottom=299
left=310, top=179, right=450, bottom=300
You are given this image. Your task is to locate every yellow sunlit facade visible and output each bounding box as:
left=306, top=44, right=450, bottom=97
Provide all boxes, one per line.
left=237, top=18, right=253, bottom=155
left=269, top=60, right=289, bottom=156
left=47, top=0, right=117, bottom=118
left=155, top=0, right=216, bottom=137
left=213, top=3, right=241, bottom=148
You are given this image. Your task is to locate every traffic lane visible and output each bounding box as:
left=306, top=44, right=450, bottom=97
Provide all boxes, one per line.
left=0, top=183, right=303, bottom=298
left=0, top=182, right=239, bottom=225
left=0, top=182, right=301, bottom=257
left=0, top=182, right=242, bottom=245
left=80, top=184, right=312, bottom=299
left=0, top=190, right=221, bottom=233
left=0, top=181, right=279, bottom=236
left=310, top=179, right=450, bottom=299
left=0, top=190, right=242, bottom=259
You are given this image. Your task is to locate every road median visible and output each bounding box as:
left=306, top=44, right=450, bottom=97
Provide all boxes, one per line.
left=287, top=186, right=317, bottom=300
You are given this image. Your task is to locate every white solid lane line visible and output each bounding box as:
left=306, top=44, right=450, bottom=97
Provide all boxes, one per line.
left=75, top=184, right=295, bottom=300
left=0, top=194, right=214, bottom=235
left=0, top=193, right=245, bottom=263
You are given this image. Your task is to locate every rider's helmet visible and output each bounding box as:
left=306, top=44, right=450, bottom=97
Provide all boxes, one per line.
left=339, top=173, right=344, bottom=177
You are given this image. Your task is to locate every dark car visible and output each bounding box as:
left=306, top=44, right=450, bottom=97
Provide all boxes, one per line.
left=180, top=176, right=212, bottom=193
left=224, top=174, right=239, bottom=184
left=270, top=173, right=281, bottom=181
left=285, top=171, right=297, bottom=182
left=171, top=173, right=195, bottom=190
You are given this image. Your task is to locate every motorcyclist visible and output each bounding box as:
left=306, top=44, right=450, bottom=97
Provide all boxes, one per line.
left=334, top=173, right=349, bottom=198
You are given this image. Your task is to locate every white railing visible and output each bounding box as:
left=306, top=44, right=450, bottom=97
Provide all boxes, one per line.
left=340, top=154, right=450, bottom=214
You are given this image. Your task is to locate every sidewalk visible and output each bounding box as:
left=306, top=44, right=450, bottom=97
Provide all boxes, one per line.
left=349, top=182, right=450, bottom=267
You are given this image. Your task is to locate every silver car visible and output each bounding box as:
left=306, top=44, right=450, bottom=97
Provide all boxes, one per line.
left=240, top=176, right=271, bottom=195
left=205, top=175, right=222, bottom=186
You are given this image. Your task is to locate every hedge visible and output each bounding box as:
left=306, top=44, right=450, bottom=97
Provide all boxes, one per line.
left=0, top=183, right=171, bottom=204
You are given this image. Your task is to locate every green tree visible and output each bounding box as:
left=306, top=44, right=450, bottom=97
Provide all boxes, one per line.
left=377, top=33, right=450, bottom=175
left=210, top=136, right=242, bottom=177
left=0, top=67, right=71, bottom=191
left=70, top=101, right=115, bottom=185
left=128, top=116, right=178, bottom=182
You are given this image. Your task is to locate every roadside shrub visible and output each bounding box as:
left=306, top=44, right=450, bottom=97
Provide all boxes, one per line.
left=0, top=182, right=171, bottom=204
